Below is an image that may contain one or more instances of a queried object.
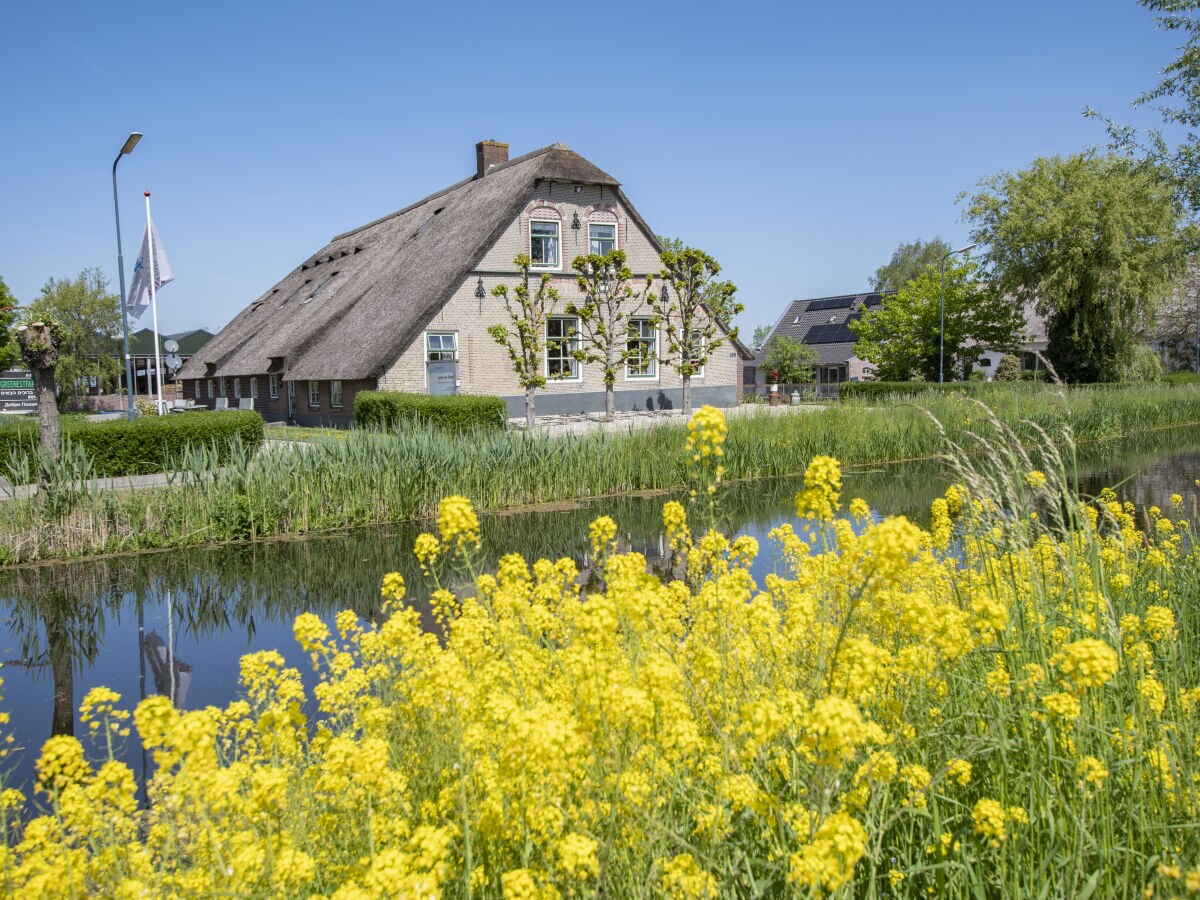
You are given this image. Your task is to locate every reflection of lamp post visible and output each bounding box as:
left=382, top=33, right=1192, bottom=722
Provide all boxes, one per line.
left=112, top=132, right=142, bottom=421
left=939, top=243, right=977, bottom=384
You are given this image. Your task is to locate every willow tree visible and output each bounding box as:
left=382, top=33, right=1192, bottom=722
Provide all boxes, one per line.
left=489, top=254, right=563, bottom=430
left=965, top=152, right=1190, bottom=382
left=566, top=250, right=653, bottom=421
left=646, top=246, right=741, bottom=416
left=16, top=320, right=63, bottom=489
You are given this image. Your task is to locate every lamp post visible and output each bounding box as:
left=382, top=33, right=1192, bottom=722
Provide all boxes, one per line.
left=112, top=132, right=142, bottom=420
left=939, top=242, right=977, bottom=384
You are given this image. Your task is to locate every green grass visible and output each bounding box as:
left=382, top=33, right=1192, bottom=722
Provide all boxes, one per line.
left=1, top=383, right=1199, bottom=565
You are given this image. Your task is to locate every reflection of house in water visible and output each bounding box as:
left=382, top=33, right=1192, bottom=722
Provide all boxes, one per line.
left=142, top=631, right=192, bottom=707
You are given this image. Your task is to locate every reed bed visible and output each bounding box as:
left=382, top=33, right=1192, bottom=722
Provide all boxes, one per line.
left=1, top=384, right=1198, bottom=565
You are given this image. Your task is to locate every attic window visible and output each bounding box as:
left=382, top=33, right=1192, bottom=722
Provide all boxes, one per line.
left=828, top=316, right=838, bottom=323
left=793, top=316, right=800, bottom=324
left=302, top=272, right=339, bottom=304
left=279, top=280, right=312, bottom=308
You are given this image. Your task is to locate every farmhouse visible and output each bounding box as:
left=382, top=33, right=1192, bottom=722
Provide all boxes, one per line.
left=179, top=141, right=745, bottom=424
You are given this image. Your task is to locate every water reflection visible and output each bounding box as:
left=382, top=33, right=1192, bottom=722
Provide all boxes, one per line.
left=0, top=426, right=1196, bottom=794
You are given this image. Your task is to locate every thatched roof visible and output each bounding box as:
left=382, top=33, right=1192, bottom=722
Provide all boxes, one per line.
left=180, top=143, right=658, bottom=382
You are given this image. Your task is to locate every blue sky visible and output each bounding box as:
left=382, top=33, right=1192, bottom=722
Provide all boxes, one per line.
left=0, top=0, right=1184, bottom=337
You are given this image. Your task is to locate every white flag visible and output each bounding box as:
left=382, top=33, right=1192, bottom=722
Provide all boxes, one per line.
left=126, top=218, right=174, bottom=321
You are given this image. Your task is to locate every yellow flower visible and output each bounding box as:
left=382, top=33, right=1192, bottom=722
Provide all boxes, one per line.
left=972, top=797, right=1008, bottom=847
left=796, top=455, right=842, bottom=522
left=588, top=515, right=617, bottom=557
left=1026, top=470, right=1048, bottom=490
left=438, top=494, right=481, bottom=551
left=663, top=501, right=691, bottom=552
left=660, top=853, right=718, bottom=899
left=946, top=758, right=973, bottom=786
left=380, top=571, right=406, bottom=601
left=1078, top=755, right=1109, bottom=790
left=787, top=811, right=867, bottom=892
left=414, top=532, right=442, bottom=570
left=1052, top=639, right=1119, bottom=690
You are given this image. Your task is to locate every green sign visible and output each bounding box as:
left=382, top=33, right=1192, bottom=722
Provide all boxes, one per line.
left=0, top=368, right=37, bottom=414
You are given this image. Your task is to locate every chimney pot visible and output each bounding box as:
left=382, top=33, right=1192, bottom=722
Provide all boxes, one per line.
left=475, top=140, right=509, bottom=178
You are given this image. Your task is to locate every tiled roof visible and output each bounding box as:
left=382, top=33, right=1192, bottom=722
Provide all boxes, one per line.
left=752, top=291, right=888, bottom=367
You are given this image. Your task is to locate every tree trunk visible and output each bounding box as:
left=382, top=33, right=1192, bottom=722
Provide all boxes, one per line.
left=605, top=386, right=615, bottom=422
left=525, top=386, right=536, bottom=431
left=47, top=612, right=74, bottom=737
left=35, top=368, right=58, bottom=459
left=16, top=323, right=63, bottom=494
left=682, top=375, right=692, bottom=417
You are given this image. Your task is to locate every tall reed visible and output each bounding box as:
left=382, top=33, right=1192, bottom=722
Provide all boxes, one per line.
left=0, top=384, right=1198, bottom=565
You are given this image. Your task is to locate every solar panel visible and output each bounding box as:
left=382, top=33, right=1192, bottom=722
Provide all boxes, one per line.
left=807, top=296, right=856, bottom=312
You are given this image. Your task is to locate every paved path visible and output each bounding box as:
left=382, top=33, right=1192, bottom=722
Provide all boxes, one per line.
left=507, top=401, right=828, bottom=437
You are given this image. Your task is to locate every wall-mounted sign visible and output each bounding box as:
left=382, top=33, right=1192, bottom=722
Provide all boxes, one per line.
left=427, top=361, right=458, bottom=396
left=0, top=368, right=37, bottom=415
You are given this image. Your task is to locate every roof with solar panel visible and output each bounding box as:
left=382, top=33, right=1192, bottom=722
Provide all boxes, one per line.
left=751, top=291, right=892, bottom=367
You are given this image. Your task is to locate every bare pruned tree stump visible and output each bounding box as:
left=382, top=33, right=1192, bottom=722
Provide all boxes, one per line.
left=16, top=321, right=63, bottom=491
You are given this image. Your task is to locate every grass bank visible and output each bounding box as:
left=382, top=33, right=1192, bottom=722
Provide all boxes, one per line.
left=5, top=418, right=1200, bottom=895
left=1, top=383, right=1198, bottom=565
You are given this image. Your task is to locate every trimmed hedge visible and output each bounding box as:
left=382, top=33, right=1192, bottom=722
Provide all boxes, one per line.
left=354, top=391, right=507, bottom=433
left=0, top=411, right=264, bottom=482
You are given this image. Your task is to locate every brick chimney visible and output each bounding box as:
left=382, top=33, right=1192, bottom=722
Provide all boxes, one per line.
left=475, top=140, right=509, bottom=177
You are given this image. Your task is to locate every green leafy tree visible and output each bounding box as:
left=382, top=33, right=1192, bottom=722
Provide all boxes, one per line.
left=26, top=268, right=121, bottom=409
left=964, top=152, right=1190, bottom=382
left=761, top=334, right=817, bottom=385
left=656, top=236, right=741, bottom=329
left=647, top=245, right=742, bottom=416
left=751, top=324, right=772, bottom=352
left=1087, top=1, right=1200, bottom=212
left=870, top=238, right=952, bottom=292
left=565, top=250, right=653, bottom=421
left=0, top=276, right=18, bottom=368
left=851, top=259, right=1022, bottom=381
left=489, top=255, right=563, bottom=430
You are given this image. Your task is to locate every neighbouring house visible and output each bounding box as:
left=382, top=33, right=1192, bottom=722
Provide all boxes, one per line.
left=179, top=141, right=747, bottom=425
left=752, top=292, right=884, bottom=396
left=124, top=327, right=214, bottom=396
left=972, top=300, right=1048, bottom=380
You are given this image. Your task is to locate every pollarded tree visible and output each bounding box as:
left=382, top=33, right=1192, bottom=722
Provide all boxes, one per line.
left=647, top=246, right=742, bottom=416
left=16, top=320, right=63, bottom=491
left=850, top=258, right=1022, bottom=381
left=565, top=250, right=653, bottom=421
left=489, top=254, right=563, bottom=430
left=965, top=152, right=1191, bottom=382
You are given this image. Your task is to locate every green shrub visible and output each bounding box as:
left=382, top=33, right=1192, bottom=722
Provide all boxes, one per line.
left=839, top=380, right=1061, bottom=401
left=1164, top=372, right=1200, bottom=384
left=0, top=411, right=264, bottom=483
left=354, top=391, right=507, bottom=433
left=994, top=354, right=1023, bottom=381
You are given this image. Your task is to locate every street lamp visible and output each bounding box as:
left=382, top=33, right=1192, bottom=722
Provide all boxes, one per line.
left=112, top=132, right=142, bottom=420
left=939, top=242, right=977, bottom=384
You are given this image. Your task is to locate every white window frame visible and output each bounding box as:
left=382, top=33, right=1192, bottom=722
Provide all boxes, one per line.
left=425, top=332, right=458, bottom=361
left=625, top=318, right=658, bottom=379
left=269, top=374, right=279, bottom=399
left=308, top=380, right=320, bottom=408
left=207, top=379, right=214, bottom=400
left=250, top=377, right=258, bottom=400
left=588, top=222, right=617, bottom=256
left=330, top=380, right=343, bottom=408
left=546, top=316, right=581, bottom=381
left=233, top=378, right=242, bottom=400
left=218, top=377, right=227, bottom=397
left=530, top=218, right=561, bottom=270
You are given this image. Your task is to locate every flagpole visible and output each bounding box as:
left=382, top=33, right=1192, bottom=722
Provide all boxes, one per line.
left=144, top=192, right=166, bottom=415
